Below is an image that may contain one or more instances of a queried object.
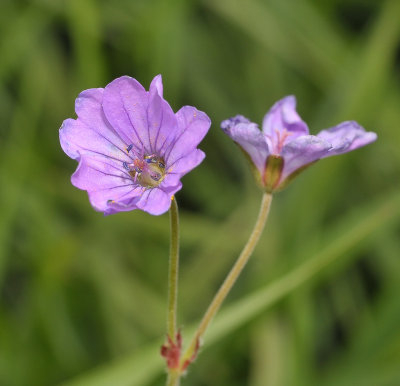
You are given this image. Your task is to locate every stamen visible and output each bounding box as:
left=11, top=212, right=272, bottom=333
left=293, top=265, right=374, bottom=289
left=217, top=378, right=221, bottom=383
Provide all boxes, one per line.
left=270, top=128, right=293, bottom=154
left=126, top=144, right=133, bottom=153
left=123, top=153, right=166, bottom=188
left=144, top=154, right=158, bottom=164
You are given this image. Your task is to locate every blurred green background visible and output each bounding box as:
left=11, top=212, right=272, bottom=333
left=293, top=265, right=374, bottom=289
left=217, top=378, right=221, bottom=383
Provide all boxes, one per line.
left=1, top=0, right=400, bottom=385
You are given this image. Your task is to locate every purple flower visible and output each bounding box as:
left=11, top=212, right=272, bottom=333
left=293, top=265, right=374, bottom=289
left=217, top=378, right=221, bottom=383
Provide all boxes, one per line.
left=60, top=75, right=211, bottom=215
left=221, top=96, right=377, bottom=192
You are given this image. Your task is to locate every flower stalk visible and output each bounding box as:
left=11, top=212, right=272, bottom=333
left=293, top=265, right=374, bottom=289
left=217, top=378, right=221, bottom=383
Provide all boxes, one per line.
left=163, top=196, right=181, bottom=386
left=167, top=196, right=180, bottom=341
left=167, top=370, right=180, bottom=386
left=179, top=192, right=273, bottom=369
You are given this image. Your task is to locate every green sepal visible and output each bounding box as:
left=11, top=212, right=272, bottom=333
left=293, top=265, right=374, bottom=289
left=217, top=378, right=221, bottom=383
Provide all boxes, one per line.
left=263, top=155, right=284, bottom=193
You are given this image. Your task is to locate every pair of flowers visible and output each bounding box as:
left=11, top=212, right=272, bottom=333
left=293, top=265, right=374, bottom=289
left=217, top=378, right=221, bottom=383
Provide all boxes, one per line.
left=60, top=75, right=377, bottom=214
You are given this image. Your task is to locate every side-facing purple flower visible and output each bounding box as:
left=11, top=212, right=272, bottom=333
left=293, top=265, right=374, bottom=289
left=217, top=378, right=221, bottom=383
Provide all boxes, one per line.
left=221, top=96, right=377, bottom=192
left=60, top=75, right=211, bottom=215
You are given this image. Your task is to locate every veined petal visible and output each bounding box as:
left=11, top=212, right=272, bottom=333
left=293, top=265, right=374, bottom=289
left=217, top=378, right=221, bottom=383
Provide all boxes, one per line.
left=102, top=76, right=150, bottom=152
left=71, top=157, right=141, bottom=212
left=221, top=115, right=269, bottom=173
left=60, top=118, right=131, bottom=164
left=262, top=96, right=309, bottom=147
left=74, top=88, right=129, bottom=150
left=162, top=149, right=205, bottom=188
left=317, top=121, right=378, bottom=157
left=135, top=188, right=173, bottom=215
left=165, top=106, right=211, bottom=165
left=280, top=135, right=331, bottom=181
left=147, top=75, right=180, bottom=154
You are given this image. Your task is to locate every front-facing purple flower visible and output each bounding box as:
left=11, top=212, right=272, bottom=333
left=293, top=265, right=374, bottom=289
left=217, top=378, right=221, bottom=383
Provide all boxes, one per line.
left=60, top=75, right=211, bottom=215
left=221, top=96, right=377, bottom=192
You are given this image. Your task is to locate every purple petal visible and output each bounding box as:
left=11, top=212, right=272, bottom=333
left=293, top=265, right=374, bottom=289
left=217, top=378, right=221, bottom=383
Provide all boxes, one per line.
left=74, top=88, right=129, bottom=149
left=164, top=106, right=211, bottom=165
left=150, top=74, right=163, bottom=98
left=262, top=96, right=309, bottom=149
left=280, top=135, right=331, bottom=181
left=106, top=186, right=175, bottom=216
left=135, top=188, right=173, bottom=215
left=162, top=149, right=205, bottom=188
left=221, top=115, right=251, bottom=130
left=221, top=115, right=269, bottom=173
left=60, top=118, right=131, bottom=164
left=147, top=76, right=180, bottom=154
left=102, top=76, right=150, bottom=153
left=317, top=121, right=378, bottom=157
left=71, top=157, right=141, bottom=212
left=104, top=200, right=141, bottom=215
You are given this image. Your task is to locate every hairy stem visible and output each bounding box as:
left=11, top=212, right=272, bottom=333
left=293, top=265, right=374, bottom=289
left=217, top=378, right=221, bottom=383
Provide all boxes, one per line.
left=167, top=196, right=179, bottom=340
left=180, top=192, right=273, bottom=367
left=165, top=197, right=180, bottom=386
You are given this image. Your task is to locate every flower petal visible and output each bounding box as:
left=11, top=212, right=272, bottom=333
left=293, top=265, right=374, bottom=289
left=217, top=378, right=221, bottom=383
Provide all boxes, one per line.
left=221, top=115, right=269, bottom=173
left=150, top=74, right=163, bottom=98
left=147, top=75, right=180, bottom=154
left=162, top=149, right=205, bottom=188
left=164, top=106, right=211, bottom=165
left=71, top=157, right=141, bottom=212
left=75, top=88, right=129, bottom=148
left=102, top=76, right=150, bottom=153
left=317, top=121, right=378, bottom=157
left=60, top=118, right=131, bottom=166
left=280, top=135, right=331, bottom=181
left=262, top=96, right=309, bottom=148
left=135, top=188, right=173, bottom=215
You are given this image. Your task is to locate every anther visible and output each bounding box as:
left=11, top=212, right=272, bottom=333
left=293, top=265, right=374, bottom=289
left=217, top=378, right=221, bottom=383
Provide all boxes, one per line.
left=144, top=154, right=157, bottom=164
left=123, top=161, right=130, bottom=171
left=126, top=144, right=133, bottom=153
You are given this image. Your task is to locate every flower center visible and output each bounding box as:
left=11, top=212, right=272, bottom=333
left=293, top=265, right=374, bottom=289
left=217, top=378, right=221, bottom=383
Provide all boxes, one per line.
left=123, top=153, right=166, bottom=188
left=266, top=128, right=293, bottom=155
